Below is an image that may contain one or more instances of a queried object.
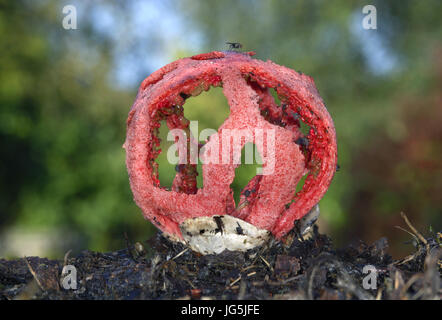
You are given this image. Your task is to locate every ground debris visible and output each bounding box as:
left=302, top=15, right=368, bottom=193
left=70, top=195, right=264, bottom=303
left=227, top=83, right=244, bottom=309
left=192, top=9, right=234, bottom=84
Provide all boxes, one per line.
left=0, top=226, right=440, bottom=300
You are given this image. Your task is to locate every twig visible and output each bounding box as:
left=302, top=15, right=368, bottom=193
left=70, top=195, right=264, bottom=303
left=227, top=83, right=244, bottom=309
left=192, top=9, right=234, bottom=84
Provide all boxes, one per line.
left=260, top=256, right=273, bottom=272
left=184, top=277, right=196, bottom=289
left=399, top=273, right=423, bottom=298
left=171, top=248, right=189, bottom=260
left=24, top=257, right=44, bottom=292
left=229, top=276, right=242, bottom=287
left=394, top=270, right=404, bottom=290
left=241, top=265, right=256, bottom=272
left=400, top=212, right=429, bottom=252
left=63, top=249, right=72, bottom=267
left=376, top=288, right=383, bottom=300
left=123, top=232, right=137, bottom=261
left=393, top=250, right=422, bottom=266
left=267, top=274, right=304, bottom=286
left=394, top=226, right=419, bottom=243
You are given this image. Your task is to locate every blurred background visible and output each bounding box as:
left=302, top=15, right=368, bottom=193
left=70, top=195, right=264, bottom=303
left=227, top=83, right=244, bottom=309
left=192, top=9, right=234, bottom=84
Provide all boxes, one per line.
left=0, top=0, right=440, bottom=259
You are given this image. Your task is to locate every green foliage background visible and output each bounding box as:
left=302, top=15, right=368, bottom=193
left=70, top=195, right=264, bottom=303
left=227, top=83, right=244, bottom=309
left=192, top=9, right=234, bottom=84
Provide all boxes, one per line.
left=0, top=0, right=440, bottom=258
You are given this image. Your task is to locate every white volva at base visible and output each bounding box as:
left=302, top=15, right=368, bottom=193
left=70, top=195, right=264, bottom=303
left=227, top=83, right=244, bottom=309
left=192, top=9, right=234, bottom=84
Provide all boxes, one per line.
left=179, top=215, right=271, bottom=255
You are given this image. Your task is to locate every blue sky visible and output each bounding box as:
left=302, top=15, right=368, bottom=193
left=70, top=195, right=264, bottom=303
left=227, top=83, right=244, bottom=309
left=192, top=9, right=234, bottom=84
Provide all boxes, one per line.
left=87, top=0, right=203, bottom=88
left=63, top=0, right=398, bottom=88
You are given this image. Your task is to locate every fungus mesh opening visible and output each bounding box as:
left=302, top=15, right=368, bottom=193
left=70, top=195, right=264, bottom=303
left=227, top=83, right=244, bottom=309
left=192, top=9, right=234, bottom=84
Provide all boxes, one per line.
left=155, top=86, right=230, bottom=191
left=157, top=120, right=176, bottom=188
left=230, top=142, right=263, bottom=206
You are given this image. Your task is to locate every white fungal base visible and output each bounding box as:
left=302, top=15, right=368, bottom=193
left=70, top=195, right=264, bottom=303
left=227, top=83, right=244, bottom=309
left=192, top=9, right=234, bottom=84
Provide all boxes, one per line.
left=180, top=215, right=271, bottom=255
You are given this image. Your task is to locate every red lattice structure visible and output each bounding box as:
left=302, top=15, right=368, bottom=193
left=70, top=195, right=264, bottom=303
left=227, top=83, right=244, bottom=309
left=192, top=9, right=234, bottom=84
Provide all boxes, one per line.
left=124, top=51, right=337, bottom=241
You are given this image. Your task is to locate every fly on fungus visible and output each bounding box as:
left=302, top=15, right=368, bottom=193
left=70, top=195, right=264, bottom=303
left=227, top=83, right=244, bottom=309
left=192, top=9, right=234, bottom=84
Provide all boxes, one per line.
left=124, top=51, right=338, bottom=254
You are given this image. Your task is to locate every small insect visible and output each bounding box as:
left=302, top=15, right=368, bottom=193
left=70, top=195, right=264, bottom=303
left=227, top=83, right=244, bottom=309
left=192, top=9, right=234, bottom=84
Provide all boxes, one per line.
left=336, top=164, right=341, bottom=172
left=295, top=137, right=309, bottom=147
left=243, top=189, right=251, bottom=197
left=289, top=110, right=300, bottom=120
left=179, top=92, right=190, bottom=100
left=226, top=42, right=243, bottom=50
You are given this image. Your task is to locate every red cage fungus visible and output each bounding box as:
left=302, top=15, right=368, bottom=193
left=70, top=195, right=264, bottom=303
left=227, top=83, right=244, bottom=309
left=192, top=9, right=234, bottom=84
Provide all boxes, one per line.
left=124, top=51, right=337, bottom=241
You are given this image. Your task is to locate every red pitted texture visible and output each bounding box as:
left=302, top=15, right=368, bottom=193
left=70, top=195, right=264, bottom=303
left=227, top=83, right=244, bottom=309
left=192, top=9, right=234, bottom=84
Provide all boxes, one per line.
left=124, top=51, right=337, bottom=240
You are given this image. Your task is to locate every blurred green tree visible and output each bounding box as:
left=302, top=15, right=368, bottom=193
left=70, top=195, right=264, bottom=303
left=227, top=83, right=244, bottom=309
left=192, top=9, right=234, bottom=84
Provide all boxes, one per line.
left=0, top=0, right=153, bottom=255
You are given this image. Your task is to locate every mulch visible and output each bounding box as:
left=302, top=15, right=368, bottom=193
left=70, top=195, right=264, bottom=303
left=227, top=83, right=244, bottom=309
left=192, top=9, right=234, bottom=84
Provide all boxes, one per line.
left=1, top=225, right=440, bottom=300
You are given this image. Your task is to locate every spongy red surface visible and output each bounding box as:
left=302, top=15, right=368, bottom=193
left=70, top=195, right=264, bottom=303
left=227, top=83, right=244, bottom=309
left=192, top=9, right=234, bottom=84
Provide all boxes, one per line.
left=124, top=51, right=337, bottom=240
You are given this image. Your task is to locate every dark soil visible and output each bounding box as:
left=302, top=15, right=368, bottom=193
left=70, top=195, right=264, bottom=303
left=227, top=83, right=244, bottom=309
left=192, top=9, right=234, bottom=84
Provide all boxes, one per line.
left=0, top=227, right=440, bottom=300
